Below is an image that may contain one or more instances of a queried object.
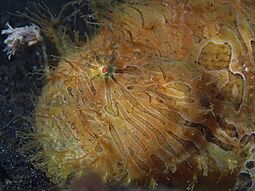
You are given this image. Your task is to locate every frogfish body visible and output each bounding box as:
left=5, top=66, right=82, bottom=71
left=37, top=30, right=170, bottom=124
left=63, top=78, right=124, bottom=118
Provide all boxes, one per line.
left=30, top=0, right=255, bottom=190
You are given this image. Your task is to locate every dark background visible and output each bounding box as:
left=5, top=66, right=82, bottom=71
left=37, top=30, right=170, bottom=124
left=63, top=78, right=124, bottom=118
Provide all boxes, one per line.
left=0, top=0, right=52, bottom=190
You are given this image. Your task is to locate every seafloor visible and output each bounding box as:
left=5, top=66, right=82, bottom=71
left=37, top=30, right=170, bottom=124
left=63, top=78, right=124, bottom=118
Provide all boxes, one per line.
left=0, top=0, right=56, bottom=190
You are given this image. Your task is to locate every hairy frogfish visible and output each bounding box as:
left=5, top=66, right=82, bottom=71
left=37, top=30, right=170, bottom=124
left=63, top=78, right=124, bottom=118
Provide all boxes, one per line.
left=21, top=0, right=255, bottom=190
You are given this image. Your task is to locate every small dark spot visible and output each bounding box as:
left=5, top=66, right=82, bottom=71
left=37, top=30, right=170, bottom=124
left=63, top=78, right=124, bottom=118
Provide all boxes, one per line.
left=117, top=162, right=123, bottom=168
left=63, top=96, right=67, bottom=102
left=67, top=87, right=74, bottom=97
left=127, top=86, right=134, bottom=90
left=234, top=172, right=253, bottom=191
left=228, top=124, right=239, bottom=138
left=245, top=160, right=255, bottom=170
left=198, top=92, right=211, bottom=108
left=240, top=134, right=250, bottom=147
left=95, top=143, right=103, bottom=153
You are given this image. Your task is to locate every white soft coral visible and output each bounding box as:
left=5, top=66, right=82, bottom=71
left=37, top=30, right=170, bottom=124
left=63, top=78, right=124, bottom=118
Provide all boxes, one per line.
left=1, top=22, right=42, bottom=60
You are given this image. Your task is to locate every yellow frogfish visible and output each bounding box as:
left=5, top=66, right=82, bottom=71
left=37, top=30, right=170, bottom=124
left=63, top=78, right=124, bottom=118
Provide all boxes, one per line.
left=22, top=0, right=255, bottom=190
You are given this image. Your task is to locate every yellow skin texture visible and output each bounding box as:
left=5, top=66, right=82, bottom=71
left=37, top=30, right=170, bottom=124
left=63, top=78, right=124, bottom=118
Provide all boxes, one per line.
left=32, top=0, right=255, bottom=190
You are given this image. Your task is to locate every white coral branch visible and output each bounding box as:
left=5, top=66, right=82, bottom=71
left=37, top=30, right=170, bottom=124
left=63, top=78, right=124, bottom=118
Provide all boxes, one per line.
left=1, top=22, right=43, bottom=60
